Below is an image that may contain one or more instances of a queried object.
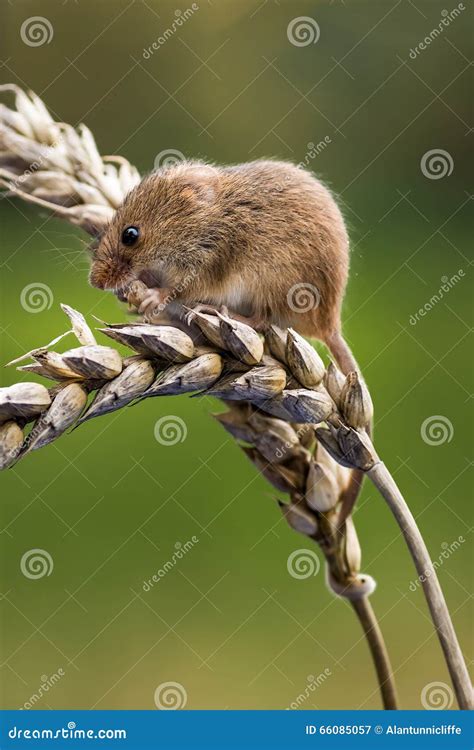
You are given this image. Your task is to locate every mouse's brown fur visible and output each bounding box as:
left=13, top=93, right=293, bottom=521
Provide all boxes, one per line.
left=90, top=159, right=358, bottom=372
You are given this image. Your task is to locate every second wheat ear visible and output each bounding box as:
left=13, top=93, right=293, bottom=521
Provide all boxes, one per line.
left=1, top=86, right=472, bottom=710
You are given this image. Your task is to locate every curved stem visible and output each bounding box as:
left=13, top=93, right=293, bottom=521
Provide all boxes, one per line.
left=351, top=596, right=398, bottom=710
left=368, top=461, right=473, bottom=710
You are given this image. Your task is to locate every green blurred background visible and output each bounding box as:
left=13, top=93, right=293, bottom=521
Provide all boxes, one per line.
left=1, top=0, right=472, bottom=711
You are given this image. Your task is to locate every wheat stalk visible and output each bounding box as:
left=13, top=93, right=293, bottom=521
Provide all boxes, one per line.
left=1, top=85, right=472, bottom=710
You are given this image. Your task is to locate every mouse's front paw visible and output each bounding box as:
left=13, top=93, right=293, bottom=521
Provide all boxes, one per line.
left=138, top=288, right=172, bottom=321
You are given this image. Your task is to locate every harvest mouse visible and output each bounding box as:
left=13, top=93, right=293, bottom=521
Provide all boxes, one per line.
left=89, top=159, right=359, bottom=376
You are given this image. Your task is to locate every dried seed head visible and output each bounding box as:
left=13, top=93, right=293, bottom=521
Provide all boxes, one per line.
left=31, top=350, right=82, bottom=381
left=140, top=327, right=194, bottom=363
left=0, top=382, right=51, bottom=423
left=0, top=421, right=23, bottom=469
left=249, top=411, right=300, bottom=446
left=279, top=500, right=318, bottom=536
left=214, top=411, right=257, bottom=443
left=265, top=325, right=288, bottom=363
left=253, top=426, right=301, bottom=465
left=77, top=359, right=155, bottom=424
left=314, top=426, right=355, bottom=469
left=99, top=325, right=154, bottom=355
left=60, top=304, right=96, bottom=346
left=305, top=461, right=339, bottom=513
left=232, top=365, right=287, bottom=400
left=242, top=447, right=300, bottom=493
left=144, top=353, right=223, bottom=396
left=218, top=315, right=264, bottom=365
left=201, top=373, right=247, bottom=401
left=62, top=345, right=123, bottom=380
left=316, top=441, right=351, bottom=493
left=280, top=388, right=334, bottom=424
left=252, top=394, right=297, bottom=421
left=185, top=310, right=225, bottom=349
left=343, top=516, right=362, bottom=574
left=286, top=328, right=325, bottom=387
left=24, top=383, right=87, bottom=452
left=324, top=361, right=346, bottom=408
left=337, top=424, right=377, bottom=471
left=340, top=371, right=373, bottom=429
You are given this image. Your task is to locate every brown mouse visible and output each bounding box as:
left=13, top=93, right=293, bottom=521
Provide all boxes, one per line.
left=89, top=159, right=359, bottom=375
left=90, top=159, right=367, bottom=516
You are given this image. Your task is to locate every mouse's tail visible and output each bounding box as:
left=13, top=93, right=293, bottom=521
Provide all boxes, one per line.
left=323, top=329, right=372, bottom=525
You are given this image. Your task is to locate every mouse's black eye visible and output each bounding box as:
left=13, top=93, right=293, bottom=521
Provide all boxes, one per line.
left=121, top=226, right=140, bottom=246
